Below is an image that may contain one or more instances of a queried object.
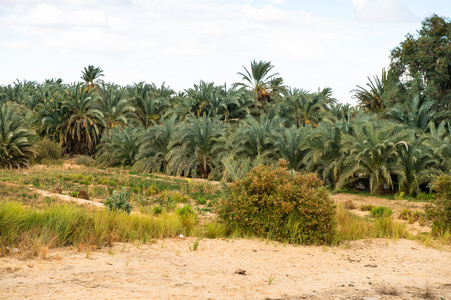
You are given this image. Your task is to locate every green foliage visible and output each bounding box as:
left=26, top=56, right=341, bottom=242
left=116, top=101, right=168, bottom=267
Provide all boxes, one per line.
left=146, top=185, right=160, bottom=196
left=0, top=200, right=199, bottom=255
left=389, top=14, right=451, bottom=121
left=369, top=206, right=393, bottom=218
left=218, top=160, right=336, bottom=245
left=398, top=209, right=425, bottom=224
left=176, top=205, right=195, bottom=218
left=75, top=155, right=94, bottom=166
left=96, top=124, right=144, bottom=167
left=0, top=103, right=37, bottom=169
left=427, top=174, right=451, bottom=232
left=105, top=188, right=133, bottom=214
left=34, top=137, right=62, bottom=163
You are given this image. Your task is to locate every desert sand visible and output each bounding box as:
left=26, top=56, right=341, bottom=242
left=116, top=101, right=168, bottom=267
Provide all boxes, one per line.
left=1, top=237, right=450, bottom=300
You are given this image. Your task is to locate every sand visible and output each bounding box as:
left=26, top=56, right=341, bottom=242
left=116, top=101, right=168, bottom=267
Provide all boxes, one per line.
left=1, top=237, right=450, bottom=300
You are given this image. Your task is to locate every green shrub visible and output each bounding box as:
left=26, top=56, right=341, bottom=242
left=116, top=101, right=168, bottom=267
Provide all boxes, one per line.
left=176, top=205, right=195, bottom=218
left=369, top=206, right=393, bottom=218
left=398, top=209, right=424, bottom=224
left=218, top=160, right=336, bottom=245
left=416, top=192, right=434, bottom=201
left=152, top=205, right=163, bottom=215
left=360, top=204, right=375, bottom=211
left=34, top=137, right=62, bottom=163
left=146, top=185, right=159, bottom=196
left=196, top=197, right=207, bottom=205
left=105, top=188, right=133, bottom=214
left=427, top=174, right=451, bottom=233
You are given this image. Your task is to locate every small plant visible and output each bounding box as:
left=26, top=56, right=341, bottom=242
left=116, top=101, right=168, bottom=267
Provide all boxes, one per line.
left=369, top=206, right=392, bottom=218
left=398, top=209, right=424, bottom=224
left=376, top=282, right=402, bottom=296
left=75, top=155, right=94, bottom=167
left=268, top=273, right=276, bottom=285
left=360, top=204, right=374, bottom=211
left=396, top=191, right=405, bottom=200
left=344, top=200, right=356, bottom=210
left=152, top=205, right=163, bottom=215
left=176, top=205, right=195, bottom=218
left=146, top=185, right=159, bottom=196
left=189, top=238, right=200, bottom=251
left=105, top=188, right=133, bottom=214
left=196, top=197, right=207, bottom=205
left=416, top=192, right=434, bottom=201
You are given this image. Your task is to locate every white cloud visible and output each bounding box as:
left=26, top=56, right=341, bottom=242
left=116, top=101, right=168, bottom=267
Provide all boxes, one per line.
left=5, top=40, right=29, bottom=49
left=352, top=0, right=418, bottom=23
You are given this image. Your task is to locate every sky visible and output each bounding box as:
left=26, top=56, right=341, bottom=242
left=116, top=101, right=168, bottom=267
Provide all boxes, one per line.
left=0, top=0, right=450, bottom=105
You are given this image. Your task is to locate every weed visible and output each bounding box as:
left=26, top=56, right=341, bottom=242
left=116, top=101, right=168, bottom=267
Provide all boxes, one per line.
left=104, top=188, right=133, bottom=214
left=369, top=206, right=393, bottom=218
left=360, top=204, right=374, bottom=211
left=376, top=282, right=402, bottom=296
left=343, top=200, right=356, bottom=210
left=268, top=273, right=276, bottom=285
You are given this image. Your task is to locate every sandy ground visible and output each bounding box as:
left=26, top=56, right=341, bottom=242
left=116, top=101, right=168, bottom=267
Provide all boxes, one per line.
left=1, top=238, right=450, bottom=300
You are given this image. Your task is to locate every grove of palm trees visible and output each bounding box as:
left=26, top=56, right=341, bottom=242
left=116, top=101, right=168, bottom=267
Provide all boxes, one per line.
left=1, top=14, right=449, bottom=198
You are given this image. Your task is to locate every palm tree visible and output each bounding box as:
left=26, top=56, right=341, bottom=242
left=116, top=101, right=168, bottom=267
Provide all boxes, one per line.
left=271, top=125, right=311, bottom=171
left=97, top=83, right=135, bottom=128
left=96, top=124, right=144, bottom=167
left=61, top=83, right=105, bottom=155
left=230, top=115, right=285, bottom=160
left=130, top=82, right=172, bottom=127
left=304, top=121, right=343, bottom=187
left=235, top=60, right=279, bottom=106
left=167, top=115, right=228, bottom=178
left=426, top=121, right=451, bottom=172
left=352, top=68, right=387, bottom=113
left=337, top=122, right=409, bottom=194
left=0, top=103, right=37, bottom=168
left=81, top=65, right=104, bottom=90
left=396, top=132, right=441, bottom=195
left=133, top=115, right=178, bottom=173
left=388, top=94, right=435, bottom=132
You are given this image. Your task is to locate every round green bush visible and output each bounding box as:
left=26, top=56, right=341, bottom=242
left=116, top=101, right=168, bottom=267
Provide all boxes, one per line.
left=218, top=160, right=336, bottom=245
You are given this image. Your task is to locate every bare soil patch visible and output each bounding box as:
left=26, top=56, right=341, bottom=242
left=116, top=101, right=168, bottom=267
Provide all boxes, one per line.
left=1, top=238, right=450, bottom=299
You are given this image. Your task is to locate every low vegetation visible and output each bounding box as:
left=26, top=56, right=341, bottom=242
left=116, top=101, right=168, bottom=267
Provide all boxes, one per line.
left=0, top=159, right=449, bottom=257
left=219, top=160, right=336, bottom=244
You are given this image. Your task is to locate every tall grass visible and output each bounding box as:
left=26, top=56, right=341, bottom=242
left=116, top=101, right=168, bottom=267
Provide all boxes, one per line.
left=0, top=201, right=203, bottom=256
left=336, top=205, right=409, bottom=241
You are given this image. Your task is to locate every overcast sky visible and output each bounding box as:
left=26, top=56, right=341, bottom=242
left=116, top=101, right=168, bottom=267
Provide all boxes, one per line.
left=1, top=0, right=450, bottom=105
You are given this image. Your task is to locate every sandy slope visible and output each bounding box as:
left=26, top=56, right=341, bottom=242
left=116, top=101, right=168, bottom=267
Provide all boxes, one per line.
left=1, top=238, right=450, bottom=300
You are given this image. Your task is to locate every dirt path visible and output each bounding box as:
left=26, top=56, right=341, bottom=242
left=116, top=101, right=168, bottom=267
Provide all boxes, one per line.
left=1, top=238, right=450, bottom=299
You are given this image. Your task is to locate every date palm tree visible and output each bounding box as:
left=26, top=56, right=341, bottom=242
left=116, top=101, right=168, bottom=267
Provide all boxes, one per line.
left=97, top=83, right=135, bottom=128
left=133, top=115, right=178, bottom=173
left=396, top=132, right=441, bottom=195
left=337, top=122, right=409, bottom=194
left=352, top=68, right=387, bottom=113
left=271, top=125, right=311, bottom=171
left=235, top=60, right=279, bottom=106
left=0, top=103, right=37, bottom=168
left=61, top=83, right=105, bottom=155
left=96, top=124, right=144, bottom=167
left=81, top=65, right=104, bottom=91
left=230, top=115, right=285, bottom=160
left=167, top=115, right=228, bottom=178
